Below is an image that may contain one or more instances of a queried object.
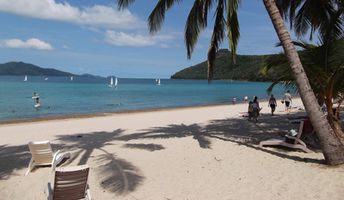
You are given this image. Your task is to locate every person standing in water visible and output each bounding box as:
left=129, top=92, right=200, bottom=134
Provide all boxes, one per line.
left=32, top=92, right=40, bottom=107
left=268, top=94, right=277, bottom=115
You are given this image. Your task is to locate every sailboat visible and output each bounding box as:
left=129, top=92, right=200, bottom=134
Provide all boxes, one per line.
left=70, top=76, right=74, bottom=81
left=157, top=78, right=161, bottom=86
left=114, top=77, right=118, bottom=88
left=109, top=77, right=114, bottom=88
left=24, top=75, right=28, bottom=82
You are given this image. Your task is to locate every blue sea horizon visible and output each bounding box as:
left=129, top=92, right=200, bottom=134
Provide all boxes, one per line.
left=0, top=76, right=286, bottom=122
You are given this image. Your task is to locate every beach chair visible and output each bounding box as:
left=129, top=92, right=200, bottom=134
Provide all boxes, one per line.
left=46, top=165, right=91, bottom=200
left=259, top=120, right=313, bottom=153
left=25, top=140, right=71, bottom=176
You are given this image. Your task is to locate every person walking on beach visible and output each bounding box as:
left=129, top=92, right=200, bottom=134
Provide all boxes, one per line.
left=232, top=97, right=236, bottom=105
left=248, top=101, right=253, bottom=121
left=283, top=90, right=292, bottom=112
left=251, top=96, right=261, bottom=122
left=268, top=94, right=277, bottom=115
left=244, top=96, right=248, bottom=103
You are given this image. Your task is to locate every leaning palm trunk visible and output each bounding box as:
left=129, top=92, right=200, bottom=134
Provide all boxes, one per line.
left=325, top=98, right=344, bottom=142
left=263, top=0, right=344, bottom=165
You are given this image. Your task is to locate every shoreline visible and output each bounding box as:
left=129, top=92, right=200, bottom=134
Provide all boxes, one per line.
left=0, top=101, right=242, bottom=125
left=0, top=98, right=302, bottom=126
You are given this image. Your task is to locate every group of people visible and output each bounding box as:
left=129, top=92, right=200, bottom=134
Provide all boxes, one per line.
left=248, top=96, right=261, bottom=121
left=246, top=90, right=293, bottom=121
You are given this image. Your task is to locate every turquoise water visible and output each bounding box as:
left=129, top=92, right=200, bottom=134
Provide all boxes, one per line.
left=0, top=76, right=285, bottom=121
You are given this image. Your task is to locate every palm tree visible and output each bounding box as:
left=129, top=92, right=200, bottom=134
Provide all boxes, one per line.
left=263, top=0, right=344, bottom=165
left=262, top=39, right=344, bottom=139
left=273, top=0, right=344, bottom=138
left=116, top=0, right=344, bottom=165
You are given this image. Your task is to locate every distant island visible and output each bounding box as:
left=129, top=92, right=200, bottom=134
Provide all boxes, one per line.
left=0, top=62, right=105, bottom=79
left=171, top=49, right=275, bottom=81
left=0, top=62, right=75, bottom=76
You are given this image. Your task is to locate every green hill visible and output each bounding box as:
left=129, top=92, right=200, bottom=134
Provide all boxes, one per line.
left=171, top=49, right=274, bottom=81
left=0, top=61, right=74, bottom=76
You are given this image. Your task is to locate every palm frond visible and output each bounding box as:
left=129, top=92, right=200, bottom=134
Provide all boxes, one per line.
left=148, top=0, right=182, bottom=34
left=117, top=0, right=136, bottom=10
left=185, top=0, right=208, bottom=59
left=203, top=0, right=213, bottom=27
left=264, top=38, right=344, bottom=101
left=319, top=7, right=344, bottom=45
left=226, top=0, right=240, bottom=63
left=275, top=40, right=316, bottom=49
left=294, top=1, right=312, bottom=38
left=207, top=0, right=225, bottom=81
left=275, top=0, right=302, bottom=29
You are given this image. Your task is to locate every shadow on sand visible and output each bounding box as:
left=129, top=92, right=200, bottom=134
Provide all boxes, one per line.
left=1, top=112, right=330, bottom=191
left=124, top=143, right=165, bottom=151
left=0, top=143, right=67, bottom=180
left=115, top=112, right=324, bottom=164
left=55, top=129, right=144, bottom=195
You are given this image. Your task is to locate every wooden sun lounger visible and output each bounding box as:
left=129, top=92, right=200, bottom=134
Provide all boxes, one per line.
left=259, top=121, right=312, bottom=153
left=46, top=165, right=91, bottom=200
left=25, top=140, right=71, bottom=176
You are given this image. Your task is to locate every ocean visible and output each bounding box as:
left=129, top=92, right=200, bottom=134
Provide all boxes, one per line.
left=0, top=76, right=286, bottom=121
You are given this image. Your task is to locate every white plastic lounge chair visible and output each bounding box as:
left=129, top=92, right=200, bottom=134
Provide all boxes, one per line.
left=25, top=140, right=71, bottom=176
left=46, top=165, right=91, bottom=200
left=259, top=121, right=312, bottom=153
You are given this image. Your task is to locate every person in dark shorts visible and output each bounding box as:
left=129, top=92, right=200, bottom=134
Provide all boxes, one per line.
left=251, top=96, right=261, bottom=122
left=268, top=94, right=277, bottom=115
left=283, top=90, right=292, bottom=112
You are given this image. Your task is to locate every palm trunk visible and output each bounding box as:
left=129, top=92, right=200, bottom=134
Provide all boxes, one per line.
left=263, top=0, right=344, bottom=165
left=325, top=99, right=344, bottom=143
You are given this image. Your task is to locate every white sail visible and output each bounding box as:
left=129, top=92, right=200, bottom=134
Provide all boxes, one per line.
left=70, top=76, right=74, bottom=81
left=109, top=77, right=114, bottom=87
left=115, top=77, right=118, bottom=87
left=157, top=78, right=161, bottom=85
left=24, top=75, right=28, bottom=82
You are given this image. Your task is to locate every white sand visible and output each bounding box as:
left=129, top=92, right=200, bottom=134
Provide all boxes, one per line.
left=0, top=98, right=343, bottom=200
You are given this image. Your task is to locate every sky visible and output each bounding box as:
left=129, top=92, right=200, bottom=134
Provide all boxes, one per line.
left=0, top=0, right=298, bottom=78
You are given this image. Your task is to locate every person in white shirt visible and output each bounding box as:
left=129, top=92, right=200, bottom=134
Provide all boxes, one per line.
left=283, top=90, right=292, bottom=112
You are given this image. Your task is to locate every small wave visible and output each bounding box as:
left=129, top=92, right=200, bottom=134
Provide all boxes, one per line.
left=106, top=103, right=121, bottom=107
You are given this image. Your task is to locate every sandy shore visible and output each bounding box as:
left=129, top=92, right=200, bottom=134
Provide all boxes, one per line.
left=0, top=98, right=343, bottom=200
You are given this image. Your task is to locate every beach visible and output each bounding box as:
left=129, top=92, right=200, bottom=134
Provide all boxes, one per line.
left=0, top=98, right=343, bottom=200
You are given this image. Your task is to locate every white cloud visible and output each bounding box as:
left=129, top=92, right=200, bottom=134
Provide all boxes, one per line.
left=0, top=0, right=143, bottom=29
left=105, top=31, right=177, bottom=47
left=0, top=38, right=53, bottom=50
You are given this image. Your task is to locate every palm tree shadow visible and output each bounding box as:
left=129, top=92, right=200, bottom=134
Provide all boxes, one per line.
left=95, top=149, right=144, bottom=194
left=55, top=129, right=144, bottom=194
left=117, top=124, right=211, bottom=149
left=124, top=143, right=165, bottom=151
left=0, top=143, right=67, bottom=180
left=0, top=144, right=30, bottom=180
left=206, top=115, right=324, bottom=164
left=116, top=113, right=323, bottom=164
